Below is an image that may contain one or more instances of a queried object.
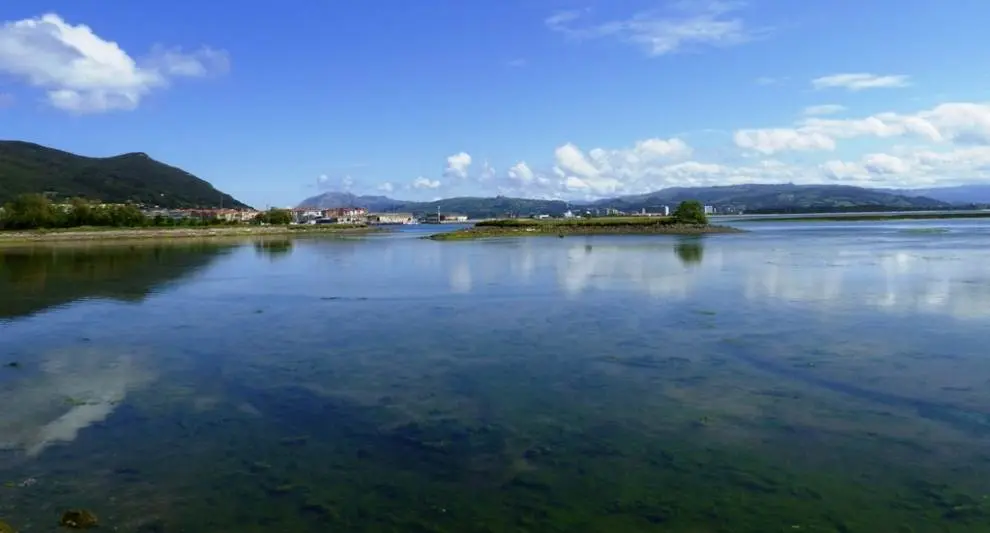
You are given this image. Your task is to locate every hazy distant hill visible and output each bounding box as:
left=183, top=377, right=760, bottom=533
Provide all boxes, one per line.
left=598, top=184, right=949, bottom=213
left=0, top=140, right=249, bottom=208
left=299, top=192, right=568, bottom=218
left=889, top=185, right=990, bottom=205
left=298, top=191, right=406, bottom=211
left=301, top=184, right=949, bottom=218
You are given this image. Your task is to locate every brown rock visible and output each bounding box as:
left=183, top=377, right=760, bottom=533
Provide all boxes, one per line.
left=59, top=510, right=98, bottom=529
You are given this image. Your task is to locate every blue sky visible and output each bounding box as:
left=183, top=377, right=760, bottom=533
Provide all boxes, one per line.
left=1, top=1, right=989, bottom=207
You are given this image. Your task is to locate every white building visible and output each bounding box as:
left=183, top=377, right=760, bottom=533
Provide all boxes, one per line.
left=704, top=205, right=716, bottom=215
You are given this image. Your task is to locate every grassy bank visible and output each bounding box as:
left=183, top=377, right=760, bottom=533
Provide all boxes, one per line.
left=0, top=224, right=382, bottom=246
left=429, top=217, right=743, bottom=241
left=743, top=211, right=990, bottom=222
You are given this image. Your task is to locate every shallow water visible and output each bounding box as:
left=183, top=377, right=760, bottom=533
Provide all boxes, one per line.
left=1, top=222, right=989, bottom=532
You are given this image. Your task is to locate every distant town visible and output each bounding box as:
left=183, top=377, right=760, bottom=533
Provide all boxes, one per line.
left=136, top=204, right=723, bottom=225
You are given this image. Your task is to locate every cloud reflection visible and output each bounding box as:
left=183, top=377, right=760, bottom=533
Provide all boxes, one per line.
left=412, top=232, right=990, bottom=321
left=0, top=347, right=151, bottom=457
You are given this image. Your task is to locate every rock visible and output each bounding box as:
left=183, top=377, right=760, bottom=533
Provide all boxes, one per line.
left=59, top=510, right=98, bottom=529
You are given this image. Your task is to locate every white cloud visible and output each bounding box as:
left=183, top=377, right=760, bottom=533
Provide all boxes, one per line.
left=546, top=1, right=763, bottom=56
left=819, top=145, right=990, bottom=187
left=0, top=13, right=228, bottom=113
left=478, top=159, right=496, bottom=181
left=803, top=104, right=845, bottom=116
left=734, top=102, right=990, bottom=155
left=443, top=152, right=472, bottom=179
left=863, top=153, right=911, bottom=174
left=147, top=45, right=229, bottom=77
left=550, top=137, right=700, bottom=195
left=733, top=128, right=836, bottom=154
left=412, top=177, right=441, bottom=189
left=377, top=182, right=395, bottom=193
left=812, top=73, right=910, bottom=91
left=507, top=161, right=536, bottom=184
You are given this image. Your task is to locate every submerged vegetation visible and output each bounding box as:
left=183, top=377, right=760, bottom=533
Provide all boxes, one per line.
left=3, top=225, right=990, bottom=531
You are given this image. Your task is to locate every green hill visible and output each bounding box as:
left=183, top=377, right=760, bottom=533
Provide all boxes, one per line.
left=299, top=192, right=569, bottom=218
left=300, top=184, right=950, bottom=219
left=0, top=140, right=249, bottom=209
left=599, top=184, right=949, bottom=213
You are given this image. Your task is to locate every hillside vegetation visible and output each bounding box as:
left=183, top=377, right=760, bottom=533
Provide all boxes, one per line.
left=603, top=184, right=948, bottom=213
left=301, top=184, right=950, bottom=219
left=0, top=140, right=248, bottom=208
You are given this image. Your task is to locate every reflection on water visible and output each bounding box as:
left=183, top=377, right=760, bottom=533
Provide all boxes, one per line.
left=253, top=238, right=294, bottom=260
left=674, top=237, right=704, bottom=265
left=0, top=242, right=233, bottom=320
left=0, top=347, right=151, bottom=457
left=1, top=223, right=990, bottom=532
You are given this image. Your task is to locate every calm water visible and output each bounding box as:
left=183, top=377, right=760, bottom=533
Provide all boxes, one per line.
left=2, top=222, right=990, bottom=532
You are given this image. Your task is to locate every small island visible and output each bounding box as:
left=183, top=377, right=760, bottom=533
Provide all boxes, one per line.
left=429, top=201, right=743, bottom=241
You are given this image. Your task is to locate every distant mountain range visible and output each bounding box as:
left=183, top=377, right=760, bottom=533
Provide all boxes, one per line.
left=888, top=185, right=990, bottom=205
left=299, top=183, right=970, bottom=218
left=0, top=141, right=249, bottom=209
left=298, top=191, right=570, bottom=218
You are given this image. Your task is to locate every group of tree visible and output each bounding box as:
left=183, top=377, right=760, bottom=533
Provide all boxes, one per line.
left=671, top=200, right=709, bottom=225
left=0, top=194, right=293, bottom=231
left=0, top=195, right=145, bottom=230
left=252, top=209, right=292, bottom=225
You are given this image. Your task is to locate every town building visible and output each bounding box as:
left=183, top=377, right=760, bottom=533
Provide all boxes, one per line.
left=368, top=213, right=414, bottom=225
left=291, top=208, right=324, bottom=224
left=423, top=213, right=469, bottom=224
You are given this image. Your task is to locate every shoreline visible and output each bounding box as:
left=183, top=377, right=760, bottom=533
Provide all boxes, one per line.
left=0, top=225, right=384, bottom=246
left=428, top=223, right=744, bottom=241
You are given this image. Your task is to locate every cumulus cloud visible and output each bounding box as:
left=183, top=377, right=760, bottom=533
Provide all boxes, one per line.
left=803, top=104, right=845, bottom=116
left=412, top=177, right=441, bottom=189
left=812, top=73, right=910, bottom=91
left=550, top=137, right=702, bottom=195
left=733, top=128, right=836, bottom=154
left=377, top=182, right=395, bottom=193
left=444, top=152, right=472, bottom=178
left=0, top=13, right=228, bottom=113
left=821, top=146, right=990, bottom=187
left=507, top=161, right=536, bottom=184
left=546, top=1, right=764, bottom=57
left=735, top=102, right=990, bottom=154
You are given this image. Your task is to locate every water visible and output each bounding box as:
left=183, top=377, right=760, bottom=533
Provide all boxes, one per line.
left=1, top=222, right=989, bottom=532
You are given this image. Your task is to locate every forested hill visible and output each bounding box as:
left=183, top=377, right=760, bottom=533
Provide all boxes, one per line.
left=300, top=184, right=950, bottom=218
left=600, top=184, right=949, bottom=213
left=0, top=141, right=249, bottom=208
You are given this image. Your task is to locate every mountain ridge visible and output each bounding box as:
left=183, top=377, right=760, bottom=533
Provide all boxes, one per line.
left=299, top=184, right=955, bottom=218
left=0, top=140, right=250, bottom=209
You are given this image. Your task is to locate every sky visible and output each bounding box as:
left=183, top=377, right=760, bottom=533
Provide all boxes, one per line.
left=1, top=0, right=989, bottom=207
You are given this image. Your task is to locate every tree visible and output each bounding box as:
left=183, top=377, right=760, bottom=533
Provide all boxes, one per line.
left=672, top=200, right=708, bottom=225
left=0, top=194, right=57, bottom=229
left=254, top=209, right=292, bottom=225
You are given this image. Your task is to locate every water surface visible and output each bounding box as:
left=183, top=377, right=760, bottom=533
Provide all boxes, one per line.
left=2, top=223, right=989, bottom=532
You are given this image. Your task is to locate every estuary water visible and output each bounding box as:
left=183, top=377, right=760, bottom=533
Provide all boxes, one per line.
left=2, top=221, right=990, bottom=532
